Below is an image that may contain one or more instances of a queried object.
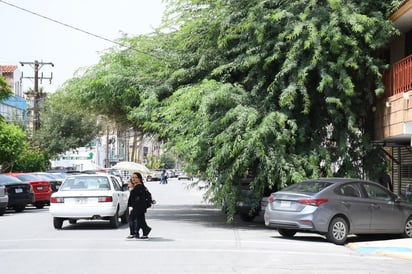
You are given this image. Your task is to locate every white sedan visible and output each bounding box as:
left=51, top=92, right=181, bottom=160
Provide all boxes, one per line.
left=49, top=174, right=129, bottom=229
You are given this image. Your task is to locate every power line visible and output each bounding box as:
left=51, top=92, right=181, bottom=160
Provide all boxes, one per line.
left=0, top=0, right=128, bottom=47
left=0, top=0, right=161, bottom=59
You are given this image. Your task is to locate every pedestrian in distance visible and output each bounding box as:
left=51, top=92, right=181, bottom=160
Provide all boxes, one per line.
left=379, top=172, right=393, bottom=192
left=127, top=172, right=152, bottom=239
left=160, top=170, right=168, bottom=184
left=126, top=178, right=138, bottom=238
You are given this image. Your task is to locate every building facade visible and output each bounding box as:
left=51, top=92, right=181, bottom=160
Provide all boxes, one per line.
left=0, top=65, right=26, bottom=126
left=50, top=129, right=162, bottom=171
left=373, top=0, right=412, bottom=196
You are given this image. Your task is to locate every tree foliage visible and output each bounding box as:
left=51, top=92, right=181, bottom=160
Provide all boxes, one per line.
left=153, top=0, right=398, bottom=218
left=57, top=0, right=400, bottom=221
left=0, top=75, right=12, bottom=99
left=0, top=75, right=13, bottom=122
left=13, top=148, right=51, bottom=172
left=0, top=121, right=27, bottom=172
left=33, top=89, right=100, bottom=157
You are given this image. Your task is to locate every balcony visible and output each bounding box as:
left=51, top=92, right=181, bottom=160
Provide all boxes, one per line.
left=375, top=54, right=412, bottom=145
left=383, top=54, right=412, bottom=97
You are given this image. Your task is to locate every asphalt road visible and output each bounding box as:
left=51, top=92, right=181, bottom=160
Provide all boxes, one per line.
left=0, top=178, right=411, bottom=274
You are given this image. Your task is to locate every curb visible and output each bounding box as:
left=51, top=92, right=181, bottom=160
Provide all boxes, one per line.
left=347, top=243, right=412, bottom=260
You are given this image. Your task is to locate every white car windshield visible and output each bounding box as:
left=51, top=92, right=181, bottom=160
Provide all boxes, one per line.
left=61, top=176, right=110, bottom=191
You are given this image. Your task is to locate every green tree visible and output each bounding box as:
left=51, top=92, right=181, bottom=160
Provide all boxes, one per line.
left=49, top=0, right=402, bottom=221
left=0, top=121, right=27, bottom=172
left=152, top=0, right=399, bottom=219
left=160, top=151, right=177, bottom=169
left=0, top=75, right=13, bottom=122
left=33, top=89, right=100, bottom=157
left=71, top=34, right=173, bottom=131
left=13, top=148, right=51, bottom=172
left=0, top=75, right=12, bottom=99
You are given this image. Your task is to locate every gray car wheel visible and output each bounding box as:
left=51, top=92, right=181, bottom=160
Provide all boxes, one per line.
left=326, top=217, right=348, bottom=245
left=403, top=217, right=412, bottom=238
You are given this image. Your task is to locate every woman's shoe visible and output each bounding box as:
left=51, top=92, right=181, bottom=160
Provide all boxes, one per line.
left=142, top=227, right=151, bottom=238
left=126, top=235, right=135, bottom=239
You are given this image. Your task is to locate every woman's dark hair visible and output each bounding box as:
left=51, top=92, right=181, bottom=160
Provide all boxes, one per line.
left=133, top=172, right=143, bottom=183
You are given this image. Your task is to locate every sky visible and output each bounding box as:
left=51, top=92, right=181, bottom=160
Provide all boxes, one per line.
left=0, top=0, right=166, bottom=92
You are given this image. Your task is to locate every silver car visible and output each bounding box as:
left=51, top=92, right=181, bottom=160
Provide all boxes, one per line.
left=0, top=184, right=8, bottom=216
left=264, top=177, right=412, bottom=245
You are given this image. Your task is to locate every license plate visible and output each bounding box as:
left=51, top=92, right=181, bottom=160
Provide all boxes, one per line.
left=75, top=198, right=88, bottom=204
left=15, top=188, right=23, bottom=193
left=280, top=201, right=291, bottom=208
left=70, top=197, right=98, bottom=204
left=37, top=186, right=43, bottom=190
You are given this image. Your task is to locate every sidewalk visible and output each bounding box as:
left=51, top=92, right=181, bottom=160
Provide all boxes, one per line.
left=347, top=238, right=412, bottom=260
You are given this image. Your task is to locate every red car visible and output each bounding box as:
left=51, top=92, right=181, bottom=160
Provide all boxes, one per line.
left=8, top=173, right=52, bottom=209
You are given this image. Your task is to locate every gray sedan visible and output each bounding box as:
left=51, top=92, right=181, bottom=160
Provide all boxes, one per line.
left=264, top=177, right=412, bottom=245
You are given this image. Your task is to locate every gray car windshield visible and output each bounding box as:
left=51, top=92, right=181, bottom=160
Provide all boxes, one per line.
left=283, top=181, right=333, bottom=194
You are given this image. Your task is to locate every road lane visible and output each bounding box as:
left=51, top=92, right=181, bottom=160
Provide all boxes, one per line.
left=0, top=178, right=410, bottom=274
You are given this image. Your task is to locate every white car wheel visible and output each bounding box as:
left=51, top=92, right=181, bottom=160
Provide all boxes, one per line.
left=120, top=209, right=129, bottom=224
left=53, top=217, right=64, bottom=229
left=109, top=208, right=120, bottom=228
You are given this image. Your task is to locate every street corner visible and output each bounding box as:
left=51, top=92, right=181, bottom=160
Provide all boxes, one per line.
left=346, top=242, right=412, bottom=260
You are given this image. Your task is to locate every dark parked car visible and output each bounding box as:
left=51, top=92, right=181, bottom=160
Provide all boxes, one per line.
left=223, top=177, right=276, bottom=222
left=0, top=184, right=8, bottom=215
left=0, top=174, right=34, bottom=212
left=264, top=177, right=412, bottom=245
left=237, top=180, right=276, bottom=222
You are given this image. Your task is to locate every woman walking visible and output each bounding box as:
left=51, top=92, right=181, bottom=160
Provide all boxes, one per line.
left=127, top=172, right=152, bottom=239
left=126, top=178, right=138, bottom=238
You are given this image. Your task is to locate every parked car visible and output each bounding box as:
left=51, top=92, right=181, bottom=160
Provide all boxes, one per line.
left=46, top=169, right=82, bottom=179
left=146, top=170, right=163, bottom=181
left=166, top=169, right=176, bottom=178
left=223, top=177, right=276, bottom=222
left=80, top=169, right=125, bottom=185
left=0, top=183, right=8, bottom=215
left=8, top=173, right=52, bottom=208
left=264, top=177, right=412, bottom=245
left=31, top=172, right=64, bottom=192
left=177, top=172, right=193, bottom=180
left=174, top=170, right=184, bottom=177
left=49, top=174, right=129, bottom=229
left=0, top=174, right=34, bottom=212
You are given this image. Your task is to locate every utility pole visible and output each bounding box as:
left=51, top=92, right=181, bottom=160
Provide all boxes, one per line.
left=20, top=60, right=54, bottom=131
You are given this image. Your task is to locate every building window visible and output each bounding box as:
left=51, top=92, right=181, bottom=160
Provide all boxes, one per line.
left=401, top=164, right=412, bottom=179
